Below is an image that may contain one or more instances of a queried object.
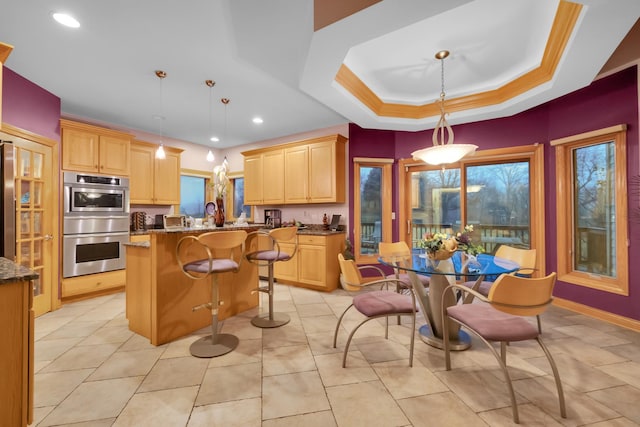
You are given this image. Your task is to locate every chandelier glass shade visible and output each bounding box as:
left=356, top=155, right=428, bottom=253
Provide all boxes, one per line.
left=411, top=50, right=477, bottom=166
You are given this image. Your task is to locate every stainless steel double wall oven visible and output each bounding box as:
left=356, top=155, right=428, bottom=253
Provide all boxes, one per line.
left=63, top=172, right=130, bottom=278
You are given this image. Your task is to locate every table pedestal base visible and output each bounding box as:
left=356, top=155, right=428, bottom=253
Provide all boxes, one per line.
left=419, top=325, right=471, bottom=351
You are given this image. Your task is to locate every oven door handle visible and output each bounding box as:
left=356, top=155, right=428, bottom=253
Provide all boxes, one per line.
left=63, top=231, right=130, bottom=239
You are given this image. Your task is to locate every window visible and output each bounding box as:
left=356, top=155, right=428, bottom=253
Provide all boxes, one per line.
left=226, top=172, right=253, bottom=221
left=400, top=144, right=545, bottom=271
left=353, top=158, right=392, bottom=263
left=553, top=125, right=628, bottom=295
left=179, top=175, right=207, bottom=218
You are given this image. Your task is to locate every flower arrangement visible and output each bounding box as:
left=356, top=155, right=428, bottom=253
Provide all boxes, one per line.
left=417, top=231, right=458, bottom=259
left=455, top=224, right=485, bottom=256
left=211, top=157, right=230, bottom=199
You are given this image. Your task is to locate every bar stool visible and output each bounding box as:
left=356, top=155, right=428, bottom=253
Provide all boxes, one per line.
left=176, top=230, right=247, bottom=358
left=245, top=226, right=298, bottom=328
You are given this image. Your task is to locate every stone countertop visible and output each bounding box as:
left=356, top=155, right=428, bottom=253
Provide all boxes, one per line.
left=0, top=257, right=39, bottom=284
left=130, top=224, right=345, bottom=237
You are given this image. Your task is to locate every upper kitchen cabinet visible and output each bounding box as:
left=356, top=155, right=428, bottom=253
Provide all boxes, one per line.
left=242, top=134, right=347, bottom=205
left=129, top=140, right=182, bottom=205
left=60, top=119, right=131, bottom=176
left=244, top=149, right=285, bottom=205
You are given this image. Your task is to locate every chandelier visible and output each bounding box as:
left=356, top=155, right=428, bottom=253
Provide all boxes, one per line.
left=411, top=50, right=477, bottom=166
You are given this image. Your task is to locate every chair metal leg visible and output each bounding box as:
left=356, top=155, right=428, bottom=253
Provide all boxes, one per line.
left=536, top=337, right=567, bottom=418
left=333, top=304, right=353, bottom=349
left=190, top=274, right=239, bottom=358
left=251, top=264, right=290, bottom=328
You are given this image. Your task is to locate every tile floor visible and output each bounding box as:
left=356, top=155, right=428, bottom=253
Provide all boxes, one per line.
left=31, top=282, right=640, bottom=426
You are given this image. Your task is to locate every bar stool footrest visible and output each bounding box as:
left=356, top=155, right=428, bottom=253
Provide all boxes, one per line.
left=190, top=333, right=239, bottom=358
left=251, top=312, right=290, bottom=328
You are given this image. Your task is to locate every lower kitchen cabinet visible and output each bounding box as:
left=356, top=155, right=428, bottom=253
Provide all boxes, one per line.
left=274, top=232, right=345, bottom=291
left=61, top=270, right=126, bottom=301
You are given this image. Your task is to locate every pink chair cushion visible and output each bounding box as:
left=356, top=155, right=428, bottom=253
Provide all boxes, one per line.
left=184, top=258, right=239, bottom=274
left=388, top=273, right=430, bottom=288
left=461, top=280, right=493, bottom=296
left=446, top=303, right=538, bottom=342
left=246, top=250, right=291, bottom=262
left=353, top=290, right=415, bottom=317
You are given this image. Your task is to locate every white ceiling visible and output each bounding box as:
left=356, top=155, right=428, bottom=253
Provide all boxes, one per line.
left=1, top=0, right=639, bottom=149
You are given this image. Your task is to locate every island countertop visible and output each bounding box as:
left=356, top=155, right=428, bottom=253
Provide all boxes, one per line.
left=0, top=257, right=39, bottom=284
left=130, top=224, right=345, bottom=237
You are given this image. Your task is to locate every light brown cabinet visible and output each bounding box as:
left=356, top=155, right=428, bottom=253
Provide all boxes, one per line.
left=61, top=119, right=131, bottom=176
left=244, top=149, right=285, bottom=205
left=130, top=140, right=182, bottom=205
left=0, top=274, right=35, bottom=426
left=274, top=233, right=345, bottom=291
left=242, top=134, right=347, bottom=205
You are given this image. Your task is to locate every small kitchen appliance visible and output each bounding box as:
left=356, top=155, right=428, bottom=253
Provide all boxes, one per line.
left=264, top=209, right=281, bottom=228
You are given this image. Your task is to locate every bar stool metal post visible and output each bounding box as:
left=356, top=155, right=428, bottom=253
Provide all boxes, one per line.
left=245, top=226, right=298, bottom=328
left=176, top=230, right=247, bottom=358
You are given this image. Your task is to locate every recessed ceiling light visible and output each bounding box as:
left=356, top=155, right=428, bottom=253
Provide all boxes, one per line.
left=210, top=136, right=219, bottom=142
left=252, top=117, right=263, bottom=124
left=52, top=12, right=80, bottom=28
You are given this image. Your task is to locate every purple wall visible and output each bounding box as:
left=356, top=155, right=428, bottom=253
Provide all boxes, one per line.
left=2, top=66, right=61, bottom=140
left=349, top=66, right=640, bottom=321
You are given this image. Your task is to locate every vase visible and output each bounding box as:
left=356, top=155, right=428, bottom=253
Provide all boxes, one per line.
left=214, top=197, right=225, bottom=227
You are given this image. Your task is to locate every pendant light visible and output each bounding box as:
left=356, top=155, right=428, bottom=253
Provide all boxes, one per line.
left=411, top=50, right=477, bottom=166
left=155, top=70, right=166, bottom=160
left=205, top=79, right=216, bottom=162
left=221, top=98, right=230, bottom=144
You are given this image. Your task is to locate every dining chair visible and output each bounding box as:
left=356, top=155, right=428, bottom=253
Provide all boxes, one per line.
left=378, top=241, right=430, bottom=290
left=176, top=230, right=247, bottom=358
left=442, top=272, right=566, bottom=424
left=462, top=245, right=541, bottom=331
left=334, top=253, right=417, bottom=367
left=245, top=226, right=298, bottom=328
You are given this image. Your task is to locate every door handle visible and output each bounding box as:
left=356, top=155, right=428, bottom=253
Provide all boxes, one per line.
left=44, top=234, right=54, bottom=241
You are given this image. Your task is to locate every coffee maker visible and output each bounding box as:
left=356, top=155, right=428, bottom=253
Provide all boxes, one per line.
left=264, top=209, right=281, bottom=228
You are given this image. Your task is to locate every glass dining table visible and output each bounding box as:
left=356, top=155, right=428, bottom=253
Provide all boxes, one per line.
left=379, top=250, right=519, bottom=351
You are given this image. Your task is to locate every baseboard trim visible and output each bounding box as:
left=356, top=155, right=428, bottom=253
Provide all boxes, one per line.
left=553, top=297, right=640, bottom=332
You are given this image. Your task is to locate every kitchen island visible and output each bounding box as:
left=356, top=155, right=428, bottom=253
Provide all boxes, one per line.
left=125, top=225, right=261, bottom=346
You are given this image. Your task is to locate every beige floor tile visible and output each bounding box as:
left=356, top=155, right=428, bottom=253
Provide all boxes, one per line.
left=374, top=359, right=449, bottom=399
left=435, top=367, right=527, bottom=413
left=49, top=419, right=116, bottom=427
left=138, top=356, right=209, bottom=392
left=553, top=325, right=630, bottom=347
left=479, top=402, right=564, bottom=426
left=588, top=385, right=640, bottom=424
left=218, top=315, right=263, bottom=340
left=159, top=334, right=205, bottom=359
left=547, top=337, right=628, bottom=366
left=30, top=405, right=55, bottom=426
left=606, top=343, right=640, bottom=364
left=398, top=392, right=487, bottom=427
left=584, top=418, right=640, bottom=427
left=38, top=376, right=143, bottom=426
left=306, top=330, right=344, bottom=356
left=88, top=348, right=165, bottom=381
left=39, top=342, right=121, bottom=373
left=300, top=314, right=340, bottom=334
left=262, top=371, right=330, bottom=420
left=118, top=332, right=166, bottom=352
left=263, top=344, right=316, bottom=376
left=188, top=397, right=261, bottom=427
left=353, top=336, right=414, bottom=365
left=206, top=337, right=262, bottom=368
left=195, top=362, right=262, bottom=405
left=314, top=351, right=378, bottom=386
left=34, top=337, right=84, bottom=362
left=326, top=380, right=409, bottom=427
left=527, top=353, right=625, bottom=392
left=262, top=323, right=308, bottom=348
left=596, top=361, right=640, bottom=388
left=77, top=326, right=134, bottom=346
left=112, top=386, right=198, bottom=427
left=289, top=287, right=327, bottom=304
left=34, top=368, right=94, bottom=407
left=262, top=410, right=337, bottom=427
left=39, top=320, right=106, bottom=340
left=296, top=302, right=334, bottom=317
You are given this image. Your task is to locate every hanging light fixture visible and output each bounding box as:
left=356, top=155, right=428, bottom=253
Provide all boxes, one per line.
left=221, top=98, right=230, bottom=144
left=155, top=70, right=167, bottom=159
left=411, top=50, right=477, bottom=166
left=205, top=79, right=216, bottom=162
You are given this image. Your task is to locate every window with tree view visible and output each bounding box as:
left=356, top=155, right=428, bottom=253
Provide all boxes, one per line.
left=554, top=125, right=628, bottom=295
left=354, top=160, right=391, bottom=262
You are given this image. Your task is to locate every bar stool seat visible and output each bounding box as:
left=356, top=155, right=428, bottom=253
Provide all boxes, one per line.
left=245, top=226, right=298, bottom=328
left=176, top=230, right=247, bottom=358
